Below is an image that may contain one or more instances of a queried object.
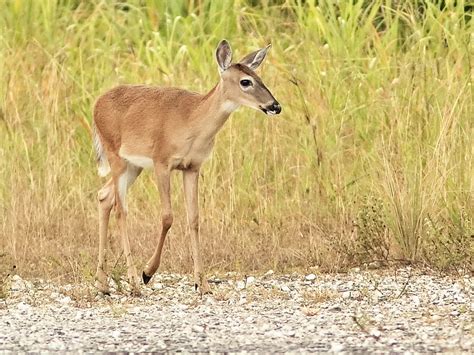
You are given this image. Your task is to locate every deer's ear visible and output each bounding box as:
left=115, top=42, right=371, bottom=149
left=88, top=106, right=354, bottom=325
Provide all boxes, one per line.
left=239, top=44, right=271, bottom=70
left=216, top=39, right=232, bottom=73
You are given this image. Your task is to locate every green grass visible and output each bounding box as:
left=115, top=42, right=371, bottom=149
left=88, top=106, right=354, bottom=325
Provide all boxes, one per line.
left=0, top=0, right=472, bottom=281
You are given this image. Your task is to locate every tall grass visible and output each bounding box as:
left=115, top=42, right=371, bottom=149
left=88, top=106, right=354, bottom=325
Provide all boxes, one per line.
left=0, top=0, right=472, bottom=281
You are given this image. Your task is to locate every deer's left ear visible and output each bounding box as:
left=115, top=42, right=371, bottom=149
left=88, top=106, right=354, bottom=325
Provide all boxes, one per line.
left=239, top=44, right=271, bottom=70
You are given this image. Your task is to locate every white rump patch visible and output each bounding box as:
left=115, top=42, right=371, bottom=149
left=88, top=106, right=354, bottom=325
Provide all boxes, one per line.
left=119, top=148, right=154, bottom=169
left=93, top=124, right=110, bottom=176
left=222, top=100, right=240, bottom=113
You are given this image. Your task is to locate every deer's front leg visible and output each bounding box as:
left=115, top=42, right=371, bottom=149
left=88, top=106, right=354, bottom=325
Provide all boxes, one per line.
left=116, top=164, right=142, bottom=295
left=183, top=169, right=211, bottom=294
left=143, top=168, right=173, bottom=284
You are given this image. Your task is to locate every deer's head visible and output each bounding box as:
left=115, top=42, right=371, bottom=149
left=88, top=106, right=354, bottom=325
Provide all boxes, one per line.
left=216, top=40, right=281, bottom=116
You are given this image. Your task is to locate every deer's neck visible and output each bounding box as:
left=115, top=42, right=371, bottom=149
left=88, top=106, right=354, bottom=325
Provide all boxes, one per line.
left=193, top=81, right=239, bottom=140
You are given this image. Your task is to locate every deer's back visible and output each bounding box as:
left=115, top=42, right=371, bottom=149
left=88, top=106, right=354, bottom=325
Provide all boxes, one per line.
left=94, top=85, right=202, bottom=157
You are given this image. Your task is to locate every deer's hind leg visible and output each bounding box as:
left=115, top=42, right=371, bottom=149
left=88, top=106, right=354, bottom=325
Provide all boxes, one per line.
left=183, top=169, right=211, bottom=295
left=113, top=158, right=142, bottom=294
left=95, top=178, right=115, bottom=294
left=95, top=152, right=142, bottom=295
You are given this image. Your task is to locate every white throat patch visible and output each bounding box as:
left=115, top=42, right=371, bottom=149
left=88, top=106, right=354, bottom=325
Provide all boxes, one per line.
left=222, top=100, right=240, bottom=113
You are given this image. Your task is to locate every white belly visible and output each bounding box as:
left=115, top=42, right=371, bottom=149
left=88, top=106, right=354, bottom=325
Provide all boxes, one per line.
left=119, top=147, right=154, bottom=169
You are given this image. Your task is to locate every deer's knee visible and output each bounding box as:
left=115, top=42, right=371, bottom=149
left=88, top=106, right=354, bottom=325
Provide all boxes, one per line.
left=162, top=213, right=173, bottom=232
left=98, top=184, right=114, bottom=211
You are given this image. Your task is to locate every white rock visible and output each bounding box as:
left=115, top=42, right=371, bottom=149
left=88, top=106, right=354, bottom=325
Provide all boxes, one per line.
left=128, top=307, right=141, bottom=314
left=152, top=282, right=164, bottom=290
left=59, top=296, right=72, bottom=304
left=236, top=281, right=246, bottom=290
left=305, top=274, right=316, bottom=281
left=49, top=339, right=66, bottom=350
left=370, top=329, right=382, bottom=338
left=10, top=277, right=28, bottom=292
left=412, top=295, right=421, bottom=307
left=387, top=338, right=397, bottom=345
left=16, top=302, right=31, bottom=312
left=368, top=261, right=381, bottom=269
left=331, top=343, right=344, bottom=351
left=267, top=330, right=284, bottom=338
left=342, top=291, right=351, bottom=299
left=111, top=330, right=121, bottom=338
left=205, top=297, right=215, bottom=305
left=246, top=276, right=256, bottom=285
left=265, top=270, right=274, bottom=276
left=74, top=312, right=83, bottom=320
left=192, top=325, right=204, bottom=333
left=280, top=285, right=290, bottom=292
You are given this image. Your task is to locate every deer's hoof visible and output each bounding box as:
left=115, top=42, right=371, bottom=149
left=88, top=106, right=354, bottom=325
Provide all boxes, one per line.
left=142, top=271, right=152, bottom=285
left=195, top=282, right=213, bottom=295
left=94, top=280, right=110, bottom=296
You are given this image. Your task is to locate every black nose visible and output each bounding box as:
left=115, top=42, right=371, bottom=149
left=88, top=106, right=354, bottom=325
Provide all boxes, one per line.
left=269, top=102, right=281, bottom=114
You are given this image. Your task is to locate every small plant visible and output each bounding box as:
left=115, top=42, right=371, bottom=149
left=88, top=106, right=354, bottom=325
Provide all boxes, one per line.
left=422, top=210, right=473, bottom=271
left=353, top=196, right=390, bottom=263
left=302, top=289, right=337, bottom=305
left=110, top=263, right=127, bottom=294
left=0, top=255, right=15, bottom=301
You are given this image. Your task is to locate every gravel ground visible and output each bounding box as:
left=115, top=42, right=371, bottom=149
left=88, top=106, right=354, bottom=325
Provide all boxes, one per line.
left=0, top=267, right=472, bottom=353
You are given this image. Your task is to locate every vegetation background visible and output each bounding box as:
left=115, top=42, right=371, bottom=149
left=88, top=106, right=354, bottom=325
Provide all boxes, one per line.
left=0, top=0, right=472, bottom=283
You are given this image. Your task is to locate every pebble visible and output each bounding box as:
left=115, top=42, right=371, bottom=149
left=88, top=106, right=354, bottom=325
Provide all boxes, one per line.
left=59, top=296, right=72, bottom=304
left=369, top=329, right=382, bottom=339
left=305, top=274, right=316, bottom=281
left=16, top=302, right=31, bottom=312
left=331, top=343, right=344, bottom=351
left=152, top=282, right=163, bottom=291
left=192, top=325, right=205, bottom=333
left=412, top=295, right=421, bottom=307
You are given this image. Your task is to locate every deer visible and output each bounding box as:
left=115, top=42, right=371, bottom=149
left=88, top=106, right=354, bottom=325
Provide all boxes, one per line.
left=92, top=39, right=281, bottom=295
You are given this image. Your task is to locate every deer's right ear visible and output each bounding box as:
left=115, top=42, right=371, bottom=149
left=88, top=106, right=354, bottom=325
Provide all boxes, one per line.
left=216, top=39, right=232, bottom=73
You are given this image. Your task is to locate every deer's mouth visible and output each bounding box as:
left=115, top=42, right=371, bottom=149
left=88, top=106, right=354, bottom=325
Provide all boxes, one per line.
left=260, top=102, right=281, bottom=116
left=260, top=107, right=274, bottom=115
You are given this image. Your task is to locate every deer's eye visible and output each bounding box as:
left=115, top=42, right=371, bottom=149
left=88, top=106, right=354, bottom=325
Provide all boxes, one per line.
left=240, top=79, right=253, bottom=88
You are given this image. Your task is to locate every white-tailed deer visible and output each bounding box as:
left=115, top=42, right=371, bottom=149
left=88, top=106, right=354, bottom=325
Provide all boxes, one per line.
left=93, top=39, right=281, bottom=294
